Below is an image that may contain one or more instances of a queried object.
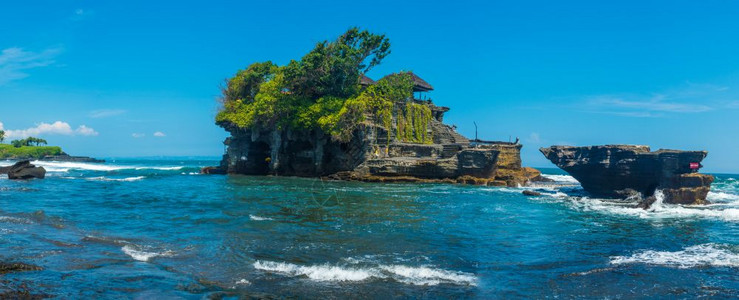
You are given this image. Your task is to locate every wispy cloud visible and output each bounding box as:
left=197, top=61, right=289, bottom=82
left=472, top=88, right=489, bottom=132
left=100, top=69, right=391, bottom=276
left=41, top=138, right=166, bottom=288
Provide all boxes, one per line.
left=153, top=131, right=166, bottom=137
left=0, top=47, right=61, bottom=85
left=71, top=8, right=94, bottom=21
left=527, top=132, right=541, bottom=143
left=132, top=133, right=145, bottom=138
left=89, top=109, right=127, bottom=118
left=580, top=81, right=738, bottom=117
left=2, top=121, right=98, bottom=139
left=588, top=95, right=712, bottom=114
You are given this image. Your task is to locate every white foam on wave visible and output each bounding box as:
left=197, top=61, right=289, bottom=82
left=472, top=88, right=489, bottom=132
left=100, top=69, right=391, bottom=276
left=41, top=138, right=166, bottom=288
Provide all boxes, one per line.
left=0, top=216, right=33, bottom=224
left=253, top=260, right=476, bottom=286
left=610, top=243, right=739, bottom=268
left=30, top=161, right=184, bottom=172
left=541, top=174, right=580, bottom=184
left=86, top=176, right=146, bottom=182
left=539, top=190, right=739, bottom=222
left=249, top=215, right=273, bottom=221
left=121, top=245, right=174, bottom=262
left=708, top=191, right=739, bottom=202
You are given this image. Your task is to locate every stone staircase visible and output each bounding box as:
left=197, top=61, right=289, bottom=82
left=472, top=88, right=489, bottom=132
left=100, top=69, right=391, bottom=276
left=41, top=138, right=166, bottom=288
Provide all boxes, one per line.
left=442, top=144, right=464, bottom=158
left=430, top=120, right=469, bottom=145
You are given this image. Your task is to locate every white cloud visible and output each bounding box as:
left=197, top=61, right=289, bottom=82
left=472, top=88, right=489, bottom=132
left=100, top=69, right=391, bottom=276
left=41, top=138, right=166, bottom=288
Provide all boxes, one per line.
left=527, top=132, right=541, bottom=143
left=75, top=125, right=98, bottom=136
left=153, top=131, right=166, bottom=137
left=89, top=109, right=126, bottom=118
left=0, top=47, right=61, bottom=85
left=3, top=121, right=98, bottom=139
left=132, top=133, right=145, bottom=138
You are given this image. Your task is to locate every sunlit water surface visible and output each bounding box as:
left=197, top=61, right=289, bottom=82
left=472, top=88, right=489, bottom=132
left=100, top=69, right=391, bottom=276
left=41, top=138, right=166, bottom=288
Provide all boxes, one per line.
left=0, top=159, right=737, bottom=298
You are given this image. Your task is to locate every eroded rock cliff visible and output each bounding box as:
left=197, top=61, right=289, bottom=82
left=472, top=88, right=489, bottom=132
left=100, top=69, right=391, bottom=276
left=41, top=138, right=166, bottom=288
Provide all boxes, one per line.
left=540, top=145, right=713, bottom=205
left=213, top=102, right=539, bottom=187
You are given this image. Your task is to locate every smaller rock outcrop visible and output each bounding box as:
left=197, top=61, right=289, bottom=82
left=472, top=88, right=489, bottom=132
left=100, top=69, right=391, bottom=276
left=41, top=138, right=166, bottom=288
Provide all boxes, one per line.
left=540, top=145, right=713, bottom=206
left=0, top=160, right=46, bottom=180
left=522, top=190, right=542, bottom=196
left=40, top=153, right=104, bottom=163
left=200, top=166, right=227, bottom=174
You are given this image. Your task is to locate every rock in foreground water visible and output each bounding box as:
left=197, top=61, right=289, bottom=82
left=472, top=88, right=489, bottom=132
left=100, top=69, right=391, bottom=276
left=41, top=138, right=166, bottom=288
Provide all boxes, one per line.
left=539, top=145, right=713, bottom=205
left=0, top=160, right=46, bottom=180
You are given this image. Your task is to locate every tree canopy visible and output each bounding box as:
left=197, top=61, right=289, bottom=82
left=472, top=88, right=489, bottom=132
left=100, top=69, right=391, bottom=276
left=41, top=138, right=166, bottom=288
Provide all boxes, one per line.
left=10, top=137, right=48, bottom=148
left=216, top=27, right=431, bottom=143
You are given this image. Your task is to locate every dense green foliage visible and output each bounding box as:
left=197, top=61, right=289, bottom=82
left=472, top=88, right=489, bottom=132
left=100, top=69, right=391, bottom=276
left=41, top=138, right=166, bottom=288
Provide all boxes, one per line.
left=0, top=144, right=62, bottom=159
left=10, top=137, right=48, bottom=148
left=397, top=102, right=433, bottom=144
left=216, top=28, right=432, bottom=144
left=0, top=130, right=5, bottom=143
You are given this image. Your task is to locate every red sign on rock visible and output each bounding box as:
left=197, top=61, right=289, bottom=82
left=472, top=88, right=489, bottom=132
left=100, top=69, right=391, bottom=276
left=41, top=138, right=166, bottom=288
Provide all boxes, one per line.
left=690, top=162, right=700, bottom=169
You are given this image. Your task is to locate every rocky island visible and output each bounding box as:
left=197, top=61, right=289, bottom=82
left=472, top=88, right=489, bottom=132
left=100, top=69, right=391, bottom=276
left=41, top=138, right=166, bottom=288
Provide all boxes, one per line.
left=540, top=145, right=714, bottom=206
left=207, top=28, right=540, bottom=186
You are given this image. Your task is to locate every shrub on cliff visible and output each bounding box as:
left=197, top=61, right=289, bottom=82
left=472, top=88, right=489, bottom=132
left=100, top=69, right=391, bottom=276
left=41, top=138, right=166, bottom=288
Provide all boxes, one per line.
left=216, top=28, right=432, bottom=144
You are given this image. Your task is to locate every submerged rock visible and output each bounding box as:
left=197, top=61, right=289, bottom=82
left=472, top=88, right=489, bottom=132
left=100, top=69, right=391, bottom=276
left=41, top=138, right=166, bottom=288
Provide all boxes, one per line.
left=0, top=262, right=43, bottom=274
left=539, top=145, right=713, bottom=205
left=0, top=160, right=46, bottom=180
left=522, top=190, right=542, bottom=196
left=200, top=166, right=227, bottom=175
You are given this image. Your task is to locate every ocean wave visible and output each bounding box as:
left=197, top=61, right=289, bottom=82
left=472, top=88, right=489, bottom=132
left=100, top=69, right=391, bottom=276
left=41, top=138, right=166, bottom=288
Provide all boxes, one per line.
left=121, top=245, right=174, bottom=262
left=707, top=191, right=739, bottom=202
left=30, top=161, right=184, bottom=172
left=253, top=260, right=476, bottom=286
left=610, top=243, right=739, bottom=268
left=540, top=190, right=739, bottom=222
left=249, top=215, right=273, bottom=221
left=541, top=174, right=580, bottom=184
left=86, top=176, right=146, bottom=182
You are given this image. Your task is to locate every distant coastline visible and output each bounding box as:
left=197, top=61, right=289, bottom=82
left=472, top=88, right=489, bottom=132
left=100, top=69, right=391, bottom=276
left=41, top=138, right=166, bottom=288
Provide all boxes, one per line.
left=0, top=145, right=103, bottom=163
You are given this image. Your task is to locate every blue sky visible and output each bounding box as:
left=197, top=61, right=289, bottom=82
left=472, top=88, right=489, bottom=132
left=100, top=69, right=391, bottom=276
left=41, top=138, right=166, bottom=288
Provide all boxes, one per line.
left=1, top=1, right=739, bottom=172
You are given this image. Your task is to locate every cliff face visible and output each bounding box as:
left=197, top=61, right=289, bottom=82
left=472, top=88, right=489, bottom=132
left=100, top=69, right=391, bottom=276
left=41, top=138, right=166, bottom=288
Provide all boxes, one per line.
left=215, top=101, right=539, bottom=187
left=540, top=145, right=714, bottom=205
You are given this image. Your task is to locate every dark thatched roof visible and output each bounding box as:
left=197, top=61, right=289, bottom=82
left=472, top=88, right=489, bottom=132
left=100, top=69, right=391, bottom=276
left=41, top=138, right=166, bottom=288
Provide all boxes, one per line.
left=359, top=74, right=376, bottom=86
left=408, top=72, right=433, bottom=92
left=380, top=72, right=433, bottom=92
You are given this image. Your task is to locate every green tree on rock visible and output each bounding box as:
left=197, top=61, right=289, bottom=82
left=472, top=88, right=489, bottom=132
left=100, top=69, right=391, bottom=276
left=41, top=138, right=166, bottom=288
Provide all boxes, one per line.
left=216, top=27, right=432, bottom=144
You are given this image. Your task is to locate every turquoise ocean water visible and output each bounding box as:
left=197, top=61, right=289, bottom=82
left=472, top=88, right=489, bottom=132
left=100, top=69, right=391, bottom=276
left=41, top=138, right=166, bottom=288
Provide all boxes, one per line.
left=0, top=158, right=737, bottom=298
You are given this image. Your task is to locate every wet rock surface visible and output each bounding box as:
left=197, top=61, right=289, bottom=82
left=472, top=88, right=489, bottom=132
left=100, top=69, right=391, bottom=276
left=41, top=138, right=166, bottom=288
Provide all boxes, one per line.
left=540, top=145, right=713, bottom=205
left=0, top=160, right=46, bottom=180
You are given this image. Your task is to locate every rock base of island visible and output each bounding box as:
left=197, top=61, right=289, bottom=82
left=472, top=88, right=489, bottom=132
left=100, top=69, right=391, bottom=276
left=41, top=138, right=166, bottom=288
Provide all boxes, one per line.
left=209, top=101, right=541, bottom=187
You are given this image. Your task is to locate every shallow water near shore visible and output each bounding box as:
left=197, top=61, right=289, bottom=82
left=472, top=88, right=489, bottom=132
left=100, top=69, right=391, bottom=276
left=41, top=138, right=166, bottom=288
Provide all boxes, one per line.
left=0, top=159, right=737, bottom=298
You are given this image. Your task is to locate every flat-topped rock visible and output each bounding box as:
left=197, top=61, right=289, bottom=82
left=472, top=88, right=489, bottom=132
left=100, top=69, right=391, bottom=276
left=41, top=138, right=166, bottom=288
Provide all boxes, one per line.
left=40, top=154, right=104, bottom=163
left=540, top=145, right=713, bottom=205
